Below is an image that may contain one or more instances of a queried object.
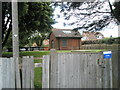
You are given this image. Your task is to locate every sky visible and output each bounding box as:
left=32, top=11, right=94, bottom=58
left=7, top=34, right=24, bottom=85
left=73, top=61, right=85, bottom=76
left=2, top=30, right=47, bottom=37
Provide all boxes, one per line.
left=52, top=0, right=119, bottom=38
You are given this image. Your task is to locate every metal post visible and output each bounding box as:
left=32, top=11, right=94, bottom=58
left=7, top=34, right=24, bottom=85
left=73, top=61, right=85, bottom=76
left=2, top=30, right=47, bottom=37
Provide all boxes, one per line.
left=0, top=1, right=2, bottom=57
left=12, top=0, right=19, bottom=58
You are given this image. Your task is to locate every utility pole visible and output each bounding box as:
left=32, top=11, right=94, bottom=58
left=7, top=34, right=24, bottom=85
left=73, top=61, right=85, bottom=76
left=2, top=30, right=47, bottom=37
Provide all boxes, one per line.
left=12, top=0, right=19, bottom=58
left=12, top=0, right=21, bottom=88
left=0, top=1, right=2, bottom=57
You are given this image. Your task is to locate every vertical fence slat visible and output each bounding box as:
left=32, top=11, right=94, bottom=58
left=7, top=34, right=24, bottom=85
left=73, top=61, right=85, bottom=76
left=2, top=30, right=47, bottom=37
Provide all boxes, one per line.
left=2, top=58, right=7, bottom=88
left=26, top=57, right=31, bottom=88
left=30, top=56, right=34, bottom=88
left=42, top=55, right=50, bottom=88
left=22, top=56, right=26, bottom=88
left=61, top=53, right=66, bottom=88
left=64, top=53, right=68, bottom=88
left=15, top=58, right=21, bottom=88
left=22, top=56, right=34, bottom=88
left=50, top=49, right=58, bottom=88
left=6, top=58, right=10, bottom=88
left=22, top=56, right=31, bottom=88
left=69, top=53, right=74, bottom=88
left=112, top=51, right=119, bottom=88
left=0, top=58, right=2, bottom=89
left=10, top=58, right=15, bottom=88
left=58, top=53, right=61, bottom=88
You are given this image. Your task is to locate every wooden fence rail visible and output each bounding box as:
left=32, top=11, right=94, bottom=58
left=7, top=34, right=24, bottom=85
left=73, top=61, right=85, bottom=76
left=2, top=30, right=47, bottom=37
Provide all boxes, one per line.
left=0, top=56, right=34, bottom=89
left=42, top=49, right=119, bottom=88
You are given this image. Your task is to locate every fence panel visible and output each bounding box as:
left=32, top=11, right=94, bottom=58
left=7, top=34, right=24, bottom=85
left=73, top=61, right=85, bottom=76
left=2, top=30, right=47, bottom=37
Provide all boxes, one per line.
left=42, top=50, right=118, bottom=88
left=0, top=56, right=34, bottom=89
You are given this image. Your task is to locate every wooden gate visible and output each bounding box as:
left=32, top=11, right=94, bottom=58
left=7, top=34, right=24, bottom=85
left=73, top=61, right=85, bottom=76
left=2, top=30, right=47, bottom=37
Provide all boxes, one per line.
left=42, top=50, right=119, bottom=88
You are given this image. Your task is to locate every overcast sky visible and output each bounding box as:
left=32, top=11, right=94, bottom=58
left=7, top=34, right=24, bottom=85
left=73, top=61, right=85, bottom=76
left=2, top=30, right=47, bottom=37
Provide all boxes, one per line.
left=52, top=0, right=119, bottom=37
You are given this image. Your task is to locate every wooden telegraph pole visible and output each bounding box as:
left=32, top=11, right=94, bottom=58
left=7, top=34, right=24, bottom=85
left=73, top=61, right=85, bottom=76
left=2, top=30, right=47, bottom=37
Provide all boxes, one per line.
left=0, top=1, right=2, bottom=57
left=12, top=0, right=19, bottom=58
left=12, top=0, right=21, bottom=88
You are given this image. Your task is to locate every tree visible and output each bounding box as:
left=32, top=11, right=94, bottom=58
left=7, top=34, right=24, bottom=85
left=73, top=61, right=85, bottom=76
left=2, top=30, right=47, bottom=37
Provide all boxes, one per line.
left=54, top=0, right=120, bottom=31
left=2, top=2, right=54, bottom=48
left=27, top=31, right=50, bottom=47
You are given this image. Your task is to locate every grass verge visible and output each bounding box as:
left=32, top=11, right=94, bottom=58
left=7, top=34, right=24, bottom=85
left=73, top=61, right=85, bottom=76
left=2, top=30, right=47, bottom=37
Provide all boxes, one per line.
left=34, top=59, right=42, bottom=63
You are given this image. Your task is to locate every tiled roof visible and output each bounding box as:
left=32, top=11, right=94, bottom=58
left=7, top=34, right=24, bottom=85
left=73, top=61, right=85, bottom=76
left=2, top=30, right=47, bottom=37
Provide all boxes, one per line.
left=82, top=31, right=104, bottom=40
left=82, top=32, right=97, bottom=40
left=52, top=28, right=82, bottom=38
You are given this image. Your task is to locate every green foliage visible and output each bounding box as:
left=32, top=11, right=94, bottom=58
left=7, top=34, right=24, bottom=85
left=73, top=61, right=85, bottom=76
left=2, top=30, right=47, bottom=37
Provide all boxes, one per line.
left=19, top=2, right=55, bottom=47
left=2, top=51, right=50, bottom=58
left=2, top=2, right=55, bottom=48
left=113, top=2, right=120, bottom=23
left=82, top=37, right=120, bottom=45
left=34, top=67, right=42, bottom=88
left=34, top=59, right=42, bottom=63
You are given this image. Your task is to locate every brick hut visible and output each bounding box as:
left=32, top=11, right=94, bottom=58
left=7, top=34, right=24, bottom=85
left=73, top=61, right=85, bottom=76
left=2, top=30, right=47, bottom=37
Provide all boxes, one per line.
left=49, top=28, right=82, bottom=50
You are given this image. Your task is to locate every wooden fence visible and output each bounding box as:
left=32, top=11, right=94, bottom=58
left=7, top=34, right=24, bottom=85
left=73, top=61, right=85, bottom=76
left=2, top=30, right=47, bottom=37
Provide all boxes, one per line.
left=0, top=56, right=34, bottom=89
left=81, top=44, right=120, bottom=50
left=42, top=49, right=119, bottom=88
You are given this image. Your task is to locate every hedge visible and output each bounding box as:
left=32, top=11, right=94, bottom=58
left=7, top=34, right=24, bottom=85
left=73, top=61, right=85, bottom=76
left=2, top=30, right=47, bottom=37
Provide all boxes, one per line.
left=82, top=37, right=120, bottom=45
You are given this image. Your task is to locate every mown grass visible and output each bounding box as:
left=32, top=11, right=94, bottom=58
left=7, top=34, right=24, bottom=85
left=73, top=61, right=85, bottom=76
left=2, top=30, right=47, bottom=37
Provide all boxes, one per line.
left=72, top=49, right=106, bottom=53
left=34, top=67, right=42, bottom=88
left=34, top=59, right=42, bottom=63
left=2, top=51, right=50, bottom=57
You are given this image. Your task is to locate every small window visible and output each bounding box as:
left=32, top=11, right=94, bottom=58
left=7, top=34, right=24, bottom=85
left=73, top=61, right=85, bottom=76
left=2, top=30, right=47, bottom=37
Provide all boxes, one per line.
left=51, top=40, right=54, bottom=48
left=62, top=39, right=67, bottom=47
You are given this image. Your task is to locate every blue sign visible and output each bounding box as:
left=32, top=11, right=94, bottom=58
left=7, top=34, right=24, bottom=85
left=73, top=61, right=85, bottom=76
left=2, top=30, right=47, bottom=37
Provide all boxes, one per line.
left=103, top=51, right=112, bottom=59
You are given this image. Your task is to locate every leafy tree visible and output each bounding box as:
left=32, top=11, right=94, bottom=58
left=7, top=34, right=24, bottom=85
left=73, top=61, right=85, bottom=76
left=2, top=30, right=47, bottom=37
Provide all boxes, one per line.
left=54, top=0, right=120, bottom=31
left=27, top=31, right=50, bottom=47
left=2, top=2, right=54, bottom=48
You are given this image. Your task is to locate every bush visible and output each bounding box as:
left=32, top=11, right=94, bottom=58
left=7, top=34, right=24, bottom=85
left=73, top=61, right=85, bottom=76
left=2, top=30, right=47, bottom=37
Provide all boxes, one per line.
left=82, top=37, right=120, bottom=45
